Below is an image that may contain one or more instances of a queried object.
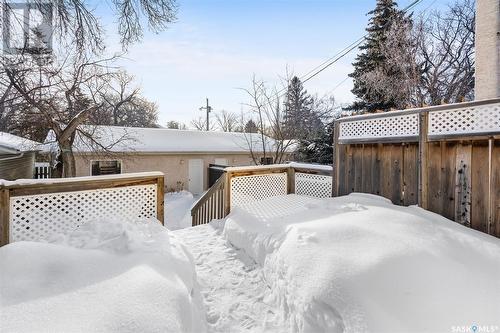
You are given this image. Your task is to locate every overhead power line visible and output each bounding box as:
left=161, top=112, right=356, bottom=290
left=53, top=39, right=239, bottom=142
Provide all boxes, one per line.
left=275, top=0, right=427, bottom=99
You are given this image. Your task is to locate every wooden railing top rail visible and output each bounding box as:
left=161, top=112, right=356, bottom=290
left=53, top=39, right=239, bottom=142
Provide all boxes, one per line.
left=0, top=172, right=164, bottom=196
left=225, top=163, right=332, bottom=176
left=191, top=175, right=225, bottom=213
left=334, top=98, right=500, bottom=123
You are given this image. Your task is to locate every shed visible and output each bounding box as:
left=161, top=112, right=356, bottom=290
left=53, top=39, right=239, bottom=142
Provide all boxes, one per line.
left=44, top=126, right=293, bottom=194
left=0, top=132, right=41, bottom=180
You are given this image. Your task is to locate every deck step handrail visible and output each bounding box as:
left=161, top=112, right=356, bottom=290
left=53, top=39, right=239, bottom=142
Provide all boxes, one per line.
left=191, top=174, right=227, bottom=226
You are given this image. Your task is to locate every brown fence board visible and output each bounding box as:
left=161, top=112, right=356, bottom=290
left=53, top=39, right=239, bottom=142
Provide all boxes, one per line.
left=471, top=142, right=489, bottom=233
left=379, top=144, right=390, bottom=200
left=391, top=145, right=403, bottom=205
left=353, top=146, right=363, bottom=192
left=362, top=145, right=373, bottom=193
left=427, top=142, right=443, bottom=215
left=403, top=144, right=418, bottom=205
left=441, top=142, right=457, bottom=221
left=492, top=140, right=500, bottom=237
left=372, top=144, right=382, bottom=196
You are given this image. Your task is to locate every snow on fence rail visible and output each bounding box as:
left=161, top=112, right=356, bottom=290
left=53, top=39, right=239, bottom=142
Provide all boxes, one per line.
left=0, top=172, right=165, bottom=246
left=191, top=164, right=332, bottom=226
left=333, top=98, right=500, bottom=238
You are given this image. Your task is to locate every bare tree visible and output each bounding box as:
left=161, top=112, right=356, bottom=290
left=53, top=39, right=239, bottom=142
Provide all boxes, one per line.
left=190, top=116, right=216, bottom=131
left=1, top=49, right=130, bottom=177
left=89, top=71, right=158, bottom=127
left=416, top=0, right=475, bottom=104
left=2, top=0, right=177, bottom=53
left=241, top=76, right=296, bottom=165
left=215, top=110, right=240, bottom=132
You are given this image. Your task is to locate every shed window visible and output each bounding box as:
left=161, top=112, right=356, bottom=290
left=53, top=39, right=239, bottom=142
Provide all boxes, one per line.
left=91, top=160, right=121, bottom=176
left=260, top=157, right=273, bottom=165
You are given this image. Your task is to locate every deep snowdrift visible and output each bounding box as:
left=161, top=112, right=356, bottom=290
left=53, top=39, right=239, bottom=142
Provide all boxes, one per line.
left=224, top=194, right=500, bottom=333
left=164, top=190, right=197, bottom=230
left=0, top=218, right=206, bottom=333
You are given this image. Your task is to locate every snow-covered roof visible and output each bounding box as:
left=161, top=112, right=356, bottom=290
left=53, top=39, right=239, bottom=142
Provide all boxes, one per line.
left=0, top=132, right=42, bottom=154
left=45, top=126, right=280, bottom=154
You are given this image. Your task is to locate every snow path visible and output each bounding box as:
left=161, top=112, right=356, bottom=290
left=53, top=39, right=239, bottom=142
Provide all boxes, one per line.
left=173, top=222, right=283, bottom=332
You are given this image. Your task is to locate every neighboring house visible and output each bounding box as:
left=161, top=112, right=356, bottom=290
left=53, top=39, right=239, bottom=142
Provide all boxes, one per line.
left=0, top=132, right=41, bottom=180
left=44, top=126, right=290, bottom=194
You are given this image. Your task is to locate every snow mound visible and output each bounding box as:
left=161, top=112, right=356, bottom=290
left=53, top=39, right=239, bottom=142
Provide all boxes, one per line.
left=0, top=218, right=206, bottom=333
left=224, top=193, right=500, bottom=333
left=164, top=191, right=196, bottom=230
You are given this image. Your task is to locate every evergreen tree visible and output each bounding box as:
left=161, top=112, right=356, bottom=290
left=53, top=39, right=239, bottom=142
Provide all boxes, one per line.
left=244, top=119, right=258, bottom=133
left=348, top=0, right=405, bottom=113
left=283, top=76, right=318, bottom=139
left=297, top=121, right=334, bottom=165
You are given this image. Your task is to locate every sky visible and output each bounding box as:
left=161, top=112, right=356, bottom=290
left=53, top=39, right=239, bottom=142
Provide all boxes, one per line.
left=96, top=0, right=449, bottom=127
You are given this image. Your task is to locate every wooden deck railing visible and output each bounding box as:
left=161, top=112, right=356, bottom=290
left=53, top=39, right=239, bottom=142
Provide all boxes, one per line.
left=191, top=174, right=227, bottom=226
left=0, top=172, right=165, bottom=246
left=191, top=164, right=332, bottom=226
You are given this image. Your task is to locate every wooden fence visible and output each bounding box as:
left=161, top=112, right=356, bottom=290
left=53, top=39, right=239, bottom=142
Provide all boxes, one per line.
left=333, top=99, right=500, bottom=237
left=0, top=172, right=165, bottom=246
left=191, top=164, right=332, bottom=226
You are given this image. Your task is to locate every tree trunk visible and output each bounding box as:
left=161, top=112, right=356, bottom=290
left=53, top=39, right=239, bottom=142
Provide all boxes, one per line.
left=60, top=143, right=76, bottom=178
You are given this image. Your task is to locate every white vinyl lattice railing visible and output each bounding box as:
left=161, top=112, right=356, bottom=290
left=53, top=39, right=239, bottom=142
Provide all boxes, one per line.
left=428, top=102, right=500, bottom=137
left=295, top=173, right=332, bottom=198
left=0, top=172, right=165, bottom=245
left=230, top=173, right=288, bottom=207
left=191, top=164, right=333, bottom=226
left=339, top=113, right=419, bottom=142
left=337, top=99, right=500, bottom=143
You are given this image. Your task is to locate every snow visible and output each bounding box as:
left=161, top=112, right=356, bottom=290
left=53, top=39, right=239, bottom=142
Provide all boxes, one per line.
left=0, top=132, right=42, bottom=153
left=173, top=222, right=282, bottom=332
left=288, top=162, right=332, bottom=171
left=45, top=125, right=281, bottom=154
left=0, top=171, right=164, bottom=187
left=223, top=193, right=500, bottom=332
left=165, top=190, right=197, bottom=230
left=0, top=218, right=206, bottom=333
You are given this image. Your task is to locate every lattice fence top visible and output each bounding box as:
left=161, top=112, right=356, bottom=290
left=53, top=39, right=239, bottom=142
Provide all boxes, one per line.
left=230, top=173, right=287, bottom=207
left=339, top=113, right=419, bottom=142
left=295, top=173, right=332, bottom=198
left=337, top=101, right=500, bottom=143
left=428, top=103, right=500, bottom=137
left=10, top=184, right=157, bottom=242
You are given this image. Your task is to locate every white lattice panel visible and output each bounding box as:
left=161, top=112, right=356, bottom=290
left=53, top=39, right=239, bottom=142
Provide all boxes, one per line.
left=428, top=103, right=500, bottom=136
left=231, top=173, right=287, bottom=207
left=10, top=184, right=157, bottom=242
left=339, top=113, right=419, bottom=141
left=295, top=173, right=332, bottom=198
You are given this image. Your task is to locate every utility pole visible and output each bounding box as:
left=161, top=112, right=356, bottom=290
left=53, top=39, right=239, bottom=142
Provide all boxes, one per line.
left=199, top=98, right=212, bottom=131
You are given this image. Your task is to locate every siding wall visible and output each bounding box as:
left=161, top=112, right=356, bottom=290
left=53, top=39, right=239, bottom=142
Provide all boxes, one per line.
left=74, top=153, right=264, bottom=191
left=0, top=152, right=35, bottom=180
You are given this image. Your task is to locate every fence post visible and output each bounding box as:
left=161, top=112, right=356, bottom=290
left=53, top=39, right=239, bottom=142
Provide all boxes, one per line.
left=287, top=167, right=295, bottom=194
left=0, top=188, right=10, bottom=246
left=332, top=121, right=340, bottom=197
left=487, top=138, right=493, bottom=234
left=418, top=112, right=429, bottom=209
left=224, top=171, right=231, bottom=216
left=156, top=176, right=165, bottom=225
